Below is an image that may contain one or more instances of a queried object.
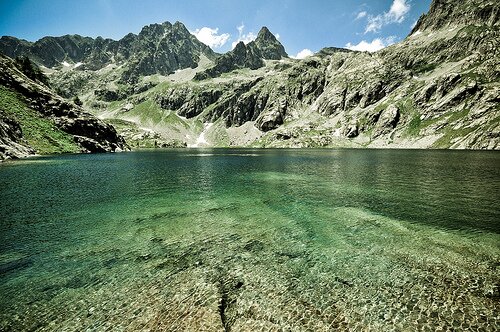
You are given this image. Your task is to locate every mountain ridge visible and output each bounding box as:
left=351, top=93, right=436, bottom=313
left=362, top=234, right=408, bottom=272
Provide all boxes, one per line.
left=0, top=21, right=217, bottom=83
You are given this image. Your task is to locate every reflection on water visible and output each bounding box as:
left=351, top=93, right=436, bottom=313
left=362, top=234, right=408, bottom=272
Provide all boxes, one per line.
left=0, top=149, right=499, bottom=331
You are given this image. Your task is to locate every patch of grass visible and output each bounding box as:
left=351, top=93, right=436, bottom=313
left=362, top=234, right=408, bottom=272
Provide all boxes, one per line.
left=447, top=108, right=471, bottom=123
left=413, top=63, right=437, bottom=74
left=108, top=100, right=126, bottom=111
left=151, top=81, right=172, bottom=93
left=165, top=111, right=190, bottom=129
left=128, top=99, right=165, bottom=124
left=432, top=126, right=477, bottom=148
left=105, top=118, right=138, bottom=130
left=406, top=115, right=422, bottom=136
left=396, top=98, right=416, bottom=115
left=0, top=86, right=80, bottom=154
left=126, top=99, right=191, bottom=130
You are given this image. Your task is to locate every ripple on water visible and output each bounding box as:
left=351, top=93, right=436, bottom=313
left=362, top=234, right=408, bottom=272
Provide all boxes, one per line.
left=0, top=149, right=498, bottom=331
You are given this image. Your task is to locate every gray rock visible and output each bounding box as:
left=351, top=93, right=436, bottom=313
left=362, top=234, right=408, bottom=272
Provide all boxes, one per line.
left=372, top=105, right=400, bottom=138
left=342, top=120, right=359, bottom=138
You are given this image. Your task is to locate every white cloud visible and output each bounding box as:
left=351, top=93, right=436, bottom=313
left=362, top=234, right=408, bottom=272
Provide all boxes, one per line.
left=237, top=23, right=245, bottom=35
left=388, top=0, right=411, bottom=22
left=292, top=49, right=314, bottom=59
left=192, top=27, right=230, bottom=48
left=365, top=0, right=411, bottom=33
left=346, top=36, right=396, bottom=52
left=231, top=23, right=257, bottom=49
left=356, top=11, right=367, bottom=20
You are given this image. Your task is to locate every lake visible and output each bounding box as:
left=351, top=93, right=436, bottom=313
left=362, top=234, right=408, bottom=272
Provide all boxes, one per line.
left=0, top=149, right=499, bottom=331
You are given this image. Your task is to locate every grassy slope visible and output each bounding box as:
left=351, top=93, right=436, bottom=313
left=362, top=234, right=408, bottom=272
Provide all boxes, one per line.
left=0, top=86, right=80, bottom=154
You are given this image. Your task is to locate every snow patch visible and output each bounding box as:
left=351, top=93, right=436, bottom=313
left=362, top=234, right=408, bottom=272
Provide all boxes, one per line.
left=412, top=30, right=422, bottom=36
left=189, top=123, right=213, bottom=148
left=62, top=61, right=70, bottom=67
left=74, top=62, right=83, bottom=68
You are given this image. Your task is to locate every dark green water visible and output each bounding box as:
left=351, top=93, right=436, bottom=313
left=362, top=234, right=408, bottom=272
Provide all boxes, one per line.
left=0, top=149, right=499, bottom=331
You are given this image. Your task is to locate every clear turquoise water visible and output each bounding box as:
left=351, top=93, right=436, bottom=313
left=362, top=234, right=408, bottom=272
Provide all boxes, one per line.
left=0, top=149, right=499, bottom=331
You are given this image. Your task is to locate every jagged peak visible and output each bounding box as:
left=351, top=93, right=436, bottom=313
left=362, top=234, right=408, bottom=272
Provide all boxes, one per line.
left=172, top=21, right=191, bottom=35
left=251, top=26, right=288, bottom=59
left=410, top=0, right=499, bottom=35
left=233, top=41, right=246, bottom=51
left=256, top=26, right=274, bottom=40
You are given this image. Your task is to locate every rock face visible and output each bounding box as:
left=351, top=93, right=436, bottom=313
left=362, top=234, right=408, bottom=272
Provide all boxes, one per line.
left=411, top=0, right=499, bottom=33
left=0, top=54, right=127, bottom=160
left=0, top=21, right=215, bottom=82
left=194, top=27, right=287, bottom=80
left=0, top=111, right=35, bottom=160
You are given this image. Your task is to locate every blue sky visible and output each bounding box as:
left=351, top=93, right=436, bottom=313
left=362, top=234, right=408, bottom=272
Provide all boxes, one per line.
left=0, top=0, right=432, bottom=57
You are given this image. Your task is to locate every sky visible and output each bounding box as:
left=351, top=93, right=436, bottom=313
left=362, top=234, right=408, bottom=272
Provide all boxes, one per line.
left=0, top=0, right=433, bottom=57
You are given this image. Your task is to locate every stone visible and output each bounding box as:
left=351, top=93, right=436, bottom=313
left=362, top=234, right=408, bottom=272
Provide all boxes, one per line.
left=372, top=105, right=400, bottom=138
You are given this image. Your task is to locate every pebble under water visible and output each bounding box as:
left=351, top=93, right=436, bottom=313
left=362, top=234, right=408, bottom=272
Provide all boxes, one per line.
left=0, top=148, right=499, bottom=331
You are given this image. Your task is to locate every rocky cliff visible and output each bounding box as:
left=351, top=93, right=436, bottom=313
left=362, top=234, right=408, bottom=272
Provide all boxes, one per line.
left=0, top=55, right=127, bottom=160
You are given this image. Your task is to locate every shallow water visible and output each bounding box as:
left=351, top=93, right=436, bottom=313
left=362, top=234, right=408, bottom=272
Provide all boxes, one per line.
left=0, top=149, right=499, bottom=331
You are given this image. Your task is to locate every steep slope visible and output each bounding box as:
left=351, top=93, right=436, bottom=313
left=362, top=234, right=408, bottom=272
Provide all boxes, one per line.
left=0, top=55, right=127, bottom=160
left=411, top=0, right=499, bottom=33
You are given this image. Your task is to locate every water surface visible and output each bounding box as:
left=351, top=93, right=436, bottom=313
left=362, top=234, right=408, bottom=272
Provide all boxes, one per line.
left=1, top=149, right=499, bottom=331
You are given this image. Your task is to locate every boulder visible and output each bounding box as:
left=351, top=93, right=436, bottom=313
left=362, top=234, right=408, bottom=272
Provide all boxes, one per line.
left=372, top=105, right=400, bottom=138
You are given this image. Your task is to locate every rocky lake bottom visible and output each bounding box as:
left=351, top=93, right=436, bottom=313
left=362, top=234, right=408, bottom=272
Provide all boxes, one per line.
left=0, top=149, right=499, bottom=331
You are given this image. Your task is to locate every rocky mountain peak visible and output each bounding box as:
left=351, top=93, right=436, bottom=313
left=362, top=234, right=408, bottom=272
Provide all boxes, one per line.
left=138, top=22, right=165, bottom=37
left=411, top=0, right=499, bottom=34
left=233, top=41, right=246, bottom=53
left=173, top=21, right=188, bottom=30
left=250, top=26, right=288, bottom=60
left=256, top=27, right=274, bottom=41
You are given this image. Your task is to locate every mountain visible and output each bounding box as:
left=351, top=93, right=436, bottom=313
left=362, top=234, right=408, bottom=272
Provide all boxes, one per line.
left=0, top=21, right=216, bottom=83
left=194, top=27, right=287, bottom=80
left=0, top=0, right=499, bottom=153
left=0, top=55, right=127, bottom=160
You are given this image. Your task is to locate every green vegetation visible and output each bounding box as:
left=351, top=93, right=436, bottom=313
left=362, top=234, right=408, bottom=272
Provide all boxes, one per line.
left=0, top=86, right=80, bottom=154
left=126, top=100, right=189, bottom=128
left=432, top=126, right=477, bottom=148
left=14, top=56, right=50, bottom=86
left=130, top=100, right=164, bottom=123
left=413, top=62, right=437, bottom=74
left=406, top=115, right=422, bottom=136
